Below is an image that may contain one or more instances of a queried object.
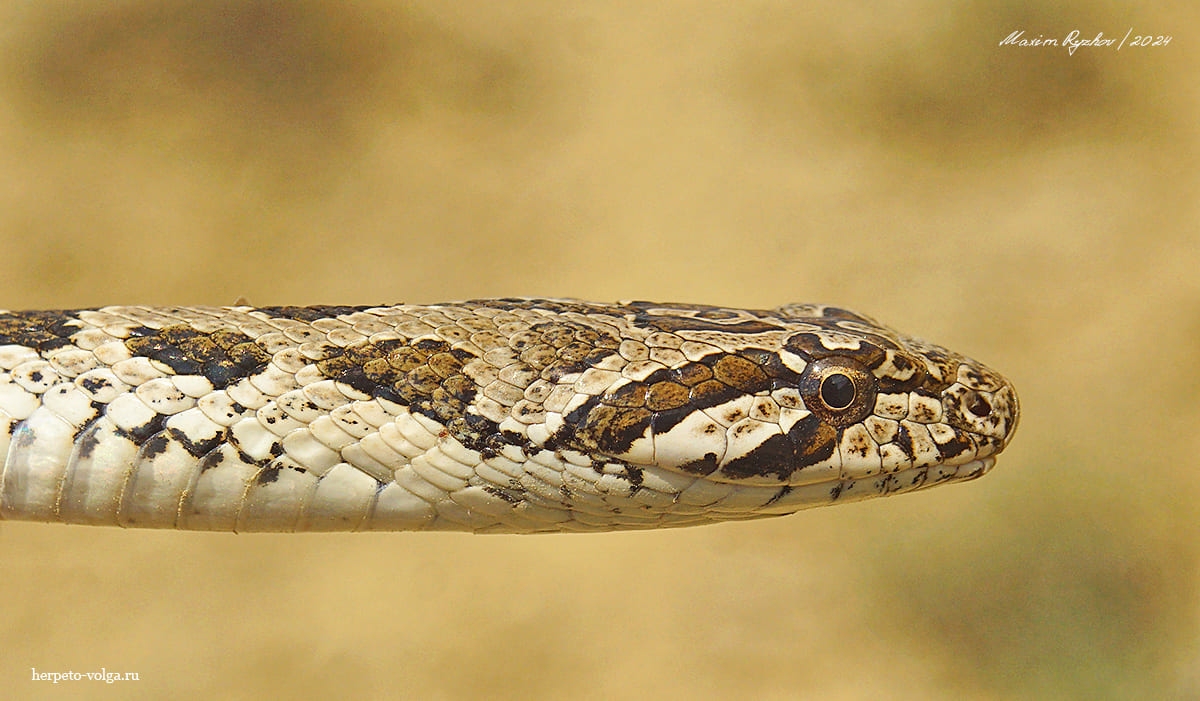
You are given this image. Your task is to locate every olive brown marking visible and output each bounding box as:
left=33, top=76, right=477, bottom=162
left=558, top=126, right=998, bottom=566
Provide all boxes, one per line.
left=0, top=310, right=89, bottom=352
left=0, top=299, right=1019, bottom=533
left=123, top=324, right=272, bottom=388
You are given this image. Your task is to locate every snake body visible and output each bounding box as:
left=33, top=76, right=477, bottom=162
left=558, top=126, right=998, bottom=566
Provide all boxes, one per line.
left=0, top=300, right=1018, bottom=533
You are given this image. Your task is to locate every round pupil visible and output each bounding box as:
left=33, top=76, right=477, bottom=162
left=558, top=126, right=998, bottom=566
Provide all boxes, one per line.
left=820, top=373, right=855, bottom=409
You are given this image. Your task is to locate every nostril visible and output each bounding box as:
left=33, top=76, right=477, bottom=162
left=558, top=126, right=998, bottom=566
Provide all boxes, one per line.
left=965, top=390, right=992, bottom=418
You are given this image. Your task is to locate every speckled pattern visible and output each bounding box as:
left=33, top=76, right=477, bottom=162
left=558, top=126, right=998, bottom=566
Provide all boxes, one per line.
left=0, top=300, right=1018, bottom=533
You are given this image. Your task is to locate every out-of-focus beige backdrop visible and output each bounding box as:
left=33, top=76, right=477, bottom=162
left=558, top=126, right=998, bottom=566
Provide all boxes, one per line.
left=0, top=1, right=1196, bottom=698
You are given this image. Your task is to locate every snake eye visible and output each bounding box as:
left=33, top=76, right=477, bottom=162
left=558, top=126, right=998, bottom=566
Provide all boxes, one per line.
left=800, top=357, right=877, bottom=428
left=820, top=373, right=855, bottom=409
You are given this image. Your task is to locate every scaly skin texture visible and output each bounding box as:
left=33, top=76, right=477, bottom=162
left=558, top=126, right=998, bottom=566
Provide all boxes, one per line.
left=0, top=300, right=1019, bottom=533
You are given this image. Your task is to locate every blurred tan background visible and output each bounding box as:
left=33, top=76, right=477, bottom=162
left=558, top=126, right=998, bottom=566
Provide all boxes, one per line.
left=0, top=1, right=1197, bottom=698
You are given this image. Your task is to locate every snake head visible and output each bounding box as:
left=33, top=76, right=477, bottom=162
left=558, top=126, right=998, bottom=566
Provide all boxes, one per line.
left=562, top=302, right=1019, bottom=514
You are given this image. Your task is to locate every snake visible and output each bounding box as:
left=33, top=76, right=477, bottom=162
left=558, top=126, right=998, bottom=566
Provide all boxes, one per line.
left=0, top=299, right=1018, bottom=533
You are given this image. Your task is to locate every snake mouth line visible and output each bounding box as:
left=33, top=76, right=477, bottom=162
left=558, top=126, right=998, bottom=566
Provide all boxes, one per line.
left=750, top=455, right=998, bottom=515
left=862, top=455, right=996, bottom=489
left=946, top=455, right=995, bottom=480
left=853, top=455, right=997, bottom=499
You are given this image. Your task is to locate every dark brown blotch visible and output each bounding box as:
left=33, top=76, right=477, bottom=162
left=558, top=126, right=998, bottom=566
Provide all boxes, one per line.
left=0, top=310, right=87, bottom=351
left=579, top=347, right=617, bottom=366
left=573, top=405, right=653, bottom=454
left=166, top=426, right=225, bottom=458
left=123, top=323, right=271, bottom=384
left=340, top=343, right=383, bottom=365
left=224, top=342, right=271, bottom=369
left=316, top=354, right=362, bottom=377
left=711, top=354, right=769, bottom=392
left=424, top=389, right=466, bottom=421
left=138, top=433, right=172, bottom=460
left=917, top=346, right=958, bottom=390
left=74, top=426, right=102, bottom=459
left=787, top=413, right=839, bottom=466
left=636, top=315, right=785, bottom=335
left=645, top=381, right=690, bottom=412
left=877, top=352, right=928, bottom=392
left=411, top=338, right=451, bottom=355
left=387, top=347, right=428, bottom=372
left=176, top=336, right=225, bottom=363
left=785, top=331, right=885, bottom=367
left=540, top=356, right=595, bottom=383
left=673, top=362, right=713, bottom=387
left=892, top=424, right=914, bottom=456
left=426, top=351, right=465, bottom=379
left=602, top=383, right=648, bottom=408
left=152, top=347, right=202, bottom=375
left=571, top=327, right=602, bottom=346
left=406, top=366, right=443, bottom=393
left=720, top=433, right=797, bottom=481
left=557, top=341, right=595, bottom=363
left=508, top=330, right=540, bottom=350
left=258, top=306, right=370, bottom=322
left=336, top=369, right=376, bottom=396
left=209, top=329, right=254, bottom=350
left=519, top=344, right=558, bottom=369
left=688, top=379, right=736, bottom=405
left=155, top=324, right=203, bottom=345
left=255, top=466, right=282, bottom=485
left=362, top=358, right=398, bottom=382
left=677, top=453, right=721, bottom=476
left=441, top=375, right=478, bottom=402
left=390, top=382, right=423, bottom=405
left=538, top=326, right=576, bottom=349
left=118, top=413, right=166, bottom=444
left=202, top=360, right=244, bottom=388
left=483, top=484, right=525, bottom=505
left=124, top=335, right=170, bottom=357
left=935, top=431, right=974, bottom=461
